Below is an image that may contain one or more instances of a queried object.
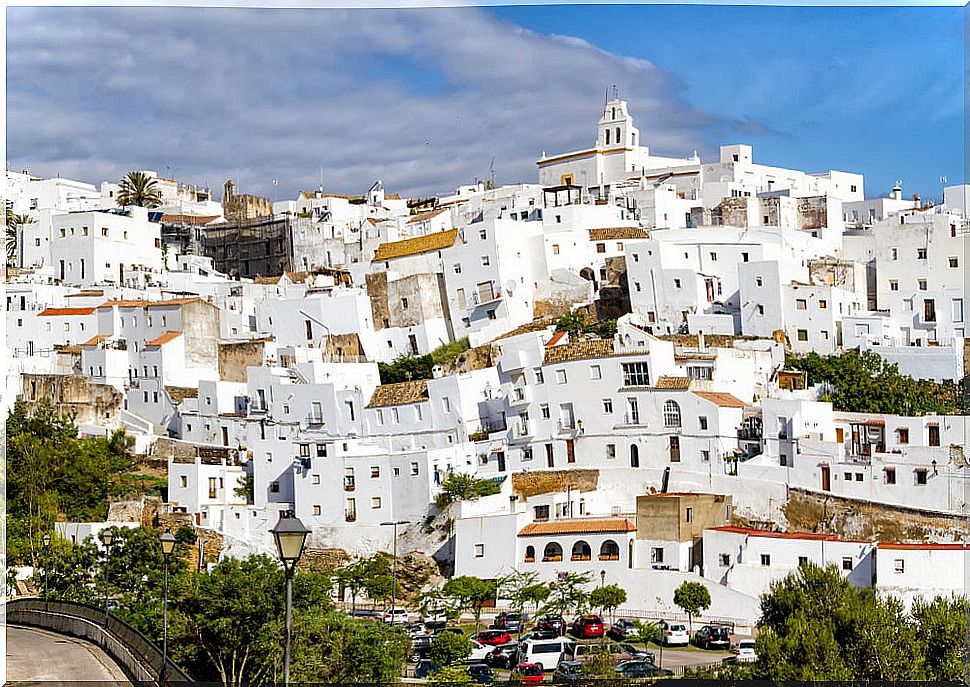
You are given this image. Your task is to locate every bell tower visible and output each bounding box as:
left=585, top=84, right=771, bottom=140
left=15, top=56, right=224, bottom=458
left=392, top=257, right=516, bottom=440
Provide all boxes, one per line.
left=598, top=87, right=640, bottom=150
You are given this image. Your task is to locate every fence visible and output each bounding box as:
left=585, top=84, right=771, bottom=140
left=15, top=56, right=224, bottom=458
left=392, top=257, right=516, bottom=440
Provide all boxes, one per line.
left=6, top=597, right=192, bottom=683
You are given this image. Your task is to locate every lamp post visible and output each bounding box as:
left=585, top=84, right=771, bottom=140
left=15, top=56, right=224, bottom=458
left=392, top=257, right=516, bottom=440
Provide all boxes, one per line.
left=380, top=520, right=410, bottom=622
left=42, top=534, right=51, bottom=609
left=158, top=532, right=177, bottom=687
left=99, top=528, right=114, bottom=625
left=272, top=512, right=310, bottom=687
left=599, top=570, right=606, bottom=587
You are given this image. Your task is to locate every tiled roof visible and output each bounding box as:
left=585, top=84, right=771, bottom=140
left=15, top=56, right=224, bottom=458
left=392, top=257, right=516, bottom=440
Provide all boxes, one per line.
left=366, top=380, right=429, bottom=408
left=165, top=386, right=199, bottom=404
left=877, top=542, right=969, bottom=550
left=161, top=214, right=220, bottom=225
left=39, top=307, right=96, bottom=316
left=654, top=376, right=691, bottom=390
left=495, top=318, right=558, bottom=341
left=660, top=334, right=737, bottom=348
left=98, top=297, right=200, bottom=309
left=406, top=208, right=446, bottom=224
left=65, top=290, right=104, bottom=298
left=81, top=334, right=109, bottom=346
left=372, top=228, right=459, bottom=262
left=146, top=331, right=183, bottom=347
left=588, top=227, right=649, bottom=241
left=544, top=331, right=567, bottom=348
left=711, top=526, right=870, bottom=543
left=693, top=391, right=747, bottom=409
left=542, top=339, right=652, bottom=365
left=518, top=518, right=636, bottom=537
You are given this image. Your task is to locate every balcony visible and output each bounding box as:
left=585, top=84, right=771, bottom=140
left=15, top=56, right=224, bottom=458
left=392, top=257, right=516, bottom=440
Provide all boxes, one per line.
left=305, top=414, right=325, bottom=428
left=508, top=386, right=529, bottom=406
left=468, top=286, right=502, bottom=310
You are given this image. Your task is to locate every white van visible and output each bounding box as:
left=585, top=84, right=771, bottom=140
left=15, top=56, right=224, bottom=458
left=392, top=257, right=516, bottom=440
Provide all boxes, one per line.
left=518, top=637, right=577, bottom=671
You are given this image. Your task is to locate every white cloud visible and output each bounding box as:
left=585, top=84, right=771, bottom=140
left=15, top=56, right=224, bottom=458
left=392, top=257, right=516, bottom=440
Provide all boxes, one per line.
left=8, top=7, right=752, bottom=198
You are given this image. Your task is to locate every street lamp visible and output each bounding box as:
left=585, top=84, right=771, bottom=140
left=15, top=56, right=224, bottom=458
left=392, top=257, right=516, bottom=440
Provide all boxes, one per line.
left=42, top=534, right=51, bottom=609
left=272, top=512, right=310, bottom=687
left=158, top=532, right=177, bottom=687
left=99, top=528, right=114, bottom=625
left=600, top=570, right=606, bottom=587
left=380, top=520, right=410, bottom=623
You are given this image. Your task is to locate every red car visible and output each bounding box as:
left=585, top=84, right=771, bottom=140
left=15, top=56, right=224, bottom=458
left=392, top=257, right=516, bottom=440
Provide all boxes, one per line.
left=475, top=629, right=513, bottom=646
left=516, top=663, right=544, bottom=684
left=571, top=615, right=604, bottom=639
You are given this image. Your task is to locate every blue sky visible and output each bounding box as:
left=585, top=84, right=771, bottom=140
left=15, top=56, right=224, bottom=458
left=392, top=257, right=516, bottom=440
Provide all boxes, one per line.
left=7, top=5, right=964, bottom=200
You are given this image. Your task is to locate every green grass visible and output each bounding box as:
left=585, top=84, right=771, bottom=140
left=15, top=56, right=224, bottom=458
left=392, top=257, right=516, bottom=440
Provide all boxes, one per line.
left=430, top=337, right=471, bottom=365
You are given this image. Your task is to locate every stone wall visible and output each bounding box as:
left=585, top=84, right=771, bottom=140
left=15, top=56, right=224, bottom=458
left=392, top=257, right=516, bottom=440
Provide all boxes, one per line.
left=512, top=468, right=599, bottom=498
left=219, top=339, right=268, bottom=382
left=21, top=373, right=123, bottom=428
left=365, top=272, right=391, bottom=329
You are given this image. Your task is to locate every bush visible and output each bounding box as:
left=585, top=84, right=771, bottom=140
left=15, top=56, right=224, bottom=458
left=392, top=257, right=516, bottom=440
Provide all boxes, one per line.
left=434, top=473, right=500, bottom=510
left=429, top=631, right=472, bottom=666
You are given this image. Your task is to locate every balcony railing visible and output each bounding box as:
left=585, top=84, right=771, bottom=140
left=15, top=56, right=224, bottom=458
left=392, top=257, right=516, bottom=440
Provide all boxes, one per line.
left=542, top=555, right=562, bottom=562
left=468, top=288, right=502, bottom=310
left=599, top=554, right=620, bottom=561
left=305, top=414, right=325, bottom=427
left=570, top=554, right=591, bottom=562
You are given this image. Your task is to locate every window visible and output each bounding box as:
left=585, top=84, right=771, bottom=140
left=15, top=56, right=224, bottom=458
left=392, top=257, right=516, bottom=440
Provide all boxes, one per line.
left=596, top=243, right=606, bottom=253
left=602, top=399, right=613, bottom=414
left=884, top=467, right=896, bottom=484
left=699, top=416, right=708, bottom=430
left=590, top=364, right=601, bottom=380
left=928, top=425, right=940, bottom=446
left=316, top=443, right=328, bottom=458
left=701, top=450, right=710, bottom=462
left=474, top=543, right=485, bottom=557
left=487, top=309, right=496, bottom=320
left=270, top=481, right=280, bottom=493
left=650, top=547, right=664, bottom=564
left=540, top=404, right=550, bottom=420
left=534, top=368, right=544, bottom=384
left=663, top=401, right=681, bottom=428
left=953, top=298, right=964, bottom=323
left=401, top=297, right=409, bottom=310
left=890, top=280, right=899, bottom=291
left=453, top=263, right=462, bottom=274
left=534, top=505, right=550, bottom=521
left=179, top=475, right=188, bottom=488
left=896, top=428, right=909, bottom=444
left=818, top=299, right=827, bottom=309
left=798, top=556, right=808, bottom=566
left=606, top=443, right=616, bottom=460
left=950, top=257, right=959, bottom=268
left=621, top=362, right=650, bottom=386
left=481, top=256, right=490, bottom=267
left=755, top=276, right=763, bottom=287
left=552, top=244, right=560, bottom=255
left=719, top=554, right=730, bottom=567
left=709, top=252, right=717, bottom=261
left=410, top=462, right=419, bottom=475
left=797, top=329, right=808, bottom=342
left=894, top=559, right=905, bottom=573
left=855, top=473, right=863, bottom=481
left=757, top=305, right=765, bottom=315
left=917, top=248, right=927, bottom=260
left=442, top=397, right=451, bottom=413
left=796, top=299, right=807, bottom=310
left=915, top=468, right=928, bottom=486
left=556, top=369, right=567, bottom=384
left=543, top=542, right=563, bottom=562
left=371, top=466, right=380, bottom=478
left=890, top=247, right=898, bottom=261
left=843, top=471, right=853, bottom=481
left=371, top=497, right=382, bottom=509
left=685, top=507, right=693, bottom=523
left=674, top=278, right=682, bottom=289
left=479, top=229, right=487, bottom=241
left=760, top=554, right=771, bottom=566
left=842, top=557, right=853, bottom=571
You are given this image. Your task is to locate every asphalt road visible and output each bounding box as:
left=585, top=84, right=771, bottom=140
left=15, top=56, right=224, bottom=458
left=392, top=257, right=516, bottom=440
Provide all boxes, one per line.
left=6, top=625, right=130, bottom=684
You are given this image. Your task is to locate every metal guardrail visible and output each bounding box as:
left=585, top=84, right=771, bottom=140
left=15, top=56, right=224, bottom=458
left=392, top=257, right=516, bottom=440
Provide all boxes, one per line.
left=7, top=597, right=193, bottom=683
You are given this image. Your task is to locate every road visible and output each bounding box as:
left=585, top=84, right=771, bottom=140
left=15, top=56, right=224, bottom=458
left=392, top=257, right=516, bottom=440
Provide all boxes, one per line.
left=6, top=625, right=130, bottom=684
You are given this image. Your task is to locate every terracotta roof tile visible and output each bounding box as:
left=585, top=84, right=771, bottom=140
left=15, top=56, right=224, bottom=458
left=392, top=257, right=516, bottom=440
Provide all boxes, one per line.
left=693, top=391, right=747, bottom=408
left=711, top=526, right=870, bottom=543
left=81, top=334, right=109, bottom=346
left=165, top=386, right=199, bottom=404
left=655, top=376, right=692, bottom=390
left=98, top=297, right=200, bottom=309
left=495, top=318, right=558, bottom=341
left=406, top=207, right=446, bottom=224
left=588, top=227, right=649, bottom=241
left=543, top=339, right=650, bottom=365
left=161, top=214, right=220, bottom=225
left=877, top=542, right=969, bottom=550
left=518, top=518, right=636, bottom=537
left=146, top=331, right=183, bottom=347
left=366, top=380, right=429, bottom=408
left=544, top=331, right=567, bottom=348
left=39, top=307, right=96, bottom=316
left=373, top=228, right=459, bottom=262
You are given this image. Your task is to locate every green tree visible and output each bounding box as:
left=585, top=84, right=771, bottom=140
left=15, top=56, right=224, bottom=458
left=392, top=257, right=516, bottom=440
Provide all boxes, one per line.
left=541, top=571, right=591, bottom=618
left=497, top=570, right=549, bottom=637
left=378, top=354, right=435, bottom=384
left=116, top=171, right=163, bottom=208
left=912, top=595, right=970, bottom=680
left=588, top=583, right=626, bottom=623
left=429, top=630, right=472, bottom=666
left=579, top=645, right=616, bottom=678
left=291, top=609, right=410, bottom=683
left=429, top=664, right=471, bottom=685
left=434, top=473, right=501, bottom=509
left=6, top=212, right=32, bottom=264
left=673, top=581, right=710, bottom=632
left=442, top=575, right=496, bottom=633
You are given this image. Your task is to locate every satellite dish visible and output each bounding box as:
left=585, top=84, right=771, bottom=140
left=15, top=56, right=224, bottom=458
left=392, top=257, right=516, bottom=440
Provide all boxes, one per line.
left=504, top=280, right=516, bottom=296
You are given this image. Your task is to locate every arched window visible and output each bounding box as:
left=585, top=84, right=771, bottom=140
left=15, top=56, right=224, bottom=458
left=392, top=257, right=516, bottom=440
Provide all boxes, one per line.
left=615, top=127, right=621, bottom=145
left=605, top=129, right=611, bottom=146
left=611, top=107, right=616, bottom=120
left=543, top=542, right=563, bottom=562
left=600, top=540, right=620, bottom=561
left=663, top=400, right=682, bottom=428
left=571, top=540, right=592, bottom=561
left=630, top=444, right=640, bottom=468
left=524, top=545, right=536, bottom=563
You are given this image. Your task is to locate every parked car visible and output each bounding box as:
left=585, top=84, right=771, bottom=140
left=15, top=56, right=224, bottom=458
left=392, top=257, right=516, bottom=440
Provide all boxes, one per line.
left=515, top=663, right=545, bottom=685
left=468, top=640, right=493, bottom=663
left=528, top=628, right=559, bottom=640
left=536, top=615, right=566, bottom=636
left=731, top=638, right=757, bottom=662
left=570, top=615, right=605, bottom=639
left=572, top=642, right=639, bottom=665
left=608, top=618, right=639, bottom=640
left=619, top=643, right=655, bottom=663
left=658, top=620, right=690, bottom=646
left=552, top=660, right=584, bottom=684
left=475, top=630, right=513, bottom=646
left=423, top=611, right=448, bottom=630
left=466, top=663, right=494, bottom=685
left=404, top=622, right=428, bottom=638
left=614, top=660, right=673, bottom=679
left=382, top=608, right=411, bottom=625
left=518, top=636, right=577, bottom=671
left=492, top=611, right=523, bottom=632
left=485, top=642, right=521, bottom=669
left=694, top=625, right=731, bottom=650
left=409, top=634, right=433, bottom=661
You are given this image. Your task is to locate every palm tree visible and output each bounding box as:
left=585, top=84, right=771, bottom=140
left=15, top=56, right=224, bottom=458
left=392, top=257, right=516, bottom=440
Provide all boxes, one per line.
left=6, top=212, right=32, bottom=265
left=116, top=171, right=163, bottom=208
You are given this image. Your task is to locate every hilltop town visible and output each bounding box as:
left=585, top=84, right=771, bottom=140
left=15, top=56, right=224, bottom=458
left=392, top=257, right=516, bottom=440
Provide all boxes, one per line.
left=6, top=97, right=969, bottom=632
